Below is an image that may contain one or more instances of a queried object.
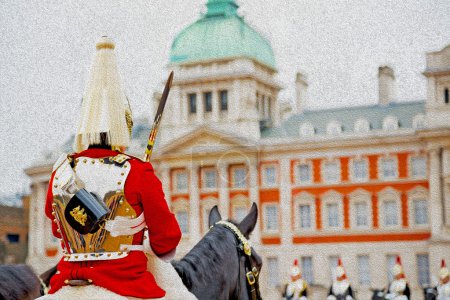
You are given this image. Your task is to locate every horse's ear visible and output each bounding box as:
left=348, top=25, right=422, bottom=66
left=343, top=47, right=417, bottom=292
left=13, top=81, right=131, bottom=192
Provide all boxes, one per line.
left=208, top=205, right=222, bottom=227
left=238, top=202, right=258, bottom=238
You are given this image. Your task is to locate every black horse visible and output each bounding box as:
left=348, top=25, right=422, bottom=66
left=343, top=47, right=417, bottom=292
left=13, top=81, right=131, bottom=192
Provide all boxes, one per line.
left=371, top=288, right=386, bottom=300
left=0, top=264, right=41, bottom=300
left=423, top=286, right=438, bottom=300
left=171, top=203, right=262, bottom=300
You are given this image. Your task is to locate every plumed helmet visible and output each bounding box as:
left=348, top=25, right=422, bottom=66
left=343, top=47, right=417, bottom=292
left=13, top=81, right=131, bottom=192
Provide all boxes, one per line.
left=440, top=259, right=449, bottom=280
left=336, top=258, right=347, bottom=281
left=291, top=259, right=301, bottom=277
left=74, top=36, right=131, bottom=152
left=392, top=255, right=405, bottom=278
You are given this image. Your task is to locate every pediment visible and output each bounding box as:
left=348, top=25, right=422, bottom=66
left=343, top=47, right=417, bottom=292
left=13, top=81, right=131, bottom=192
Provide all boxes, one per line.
left=157, top=126, right=257, bottom=157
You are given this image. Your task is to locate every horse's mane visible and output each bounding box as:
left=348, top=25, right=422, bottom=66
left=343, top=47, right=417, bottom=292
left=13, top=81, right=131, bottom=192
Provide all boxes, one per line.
left=0, top=264, right=40, bottom=300
left=172, top=220, right=239, bottom=290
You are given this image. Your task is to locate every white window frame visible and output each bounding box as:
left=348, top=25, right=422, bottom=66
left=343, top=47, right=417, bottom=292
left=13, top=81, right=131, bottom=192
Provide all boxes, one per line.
left=171, top=198, right=190, bottom=237
left=350, top=157, right=369, bottom=182
left=354, top=118, right=371, bottom=133
left=416, top=253, right=430, bottom=287
left=326, top=120, right=343, bottom=135
left=294, top=161, right=313, bottom=185
left=409, top=155, right=427, bottom=179
left=266, top=257, right=280, bottom=287
left=201, top=167, right=217, bottom=190
left=301, top=256, right=314, bottom=284
left=349, top=189, right=372, bottom=230
left=321, top=190, right=343, bottom=230
left=172, top=169, right=189, bottom=193
left=378, top=156, right=398, bottom=180
left=378, top=187, right=401, bottom=229
left=382, top=115, right=399, bottom=131
left=261, top=164, right=278, bottom=188
left=407, top=186, right=429, bottom=228
left=262, top=203, right=279, bottom=234
left=357, top=255, right=371, bottom=286
left=293, top=192, right=316, bottom=232
left=322, top=160, right=341, bottom=184
left=412, top=114, right=426, bottom=129
left=231, top=166, right=248, bottom=189
left=300, top=122, right=315, bottom=137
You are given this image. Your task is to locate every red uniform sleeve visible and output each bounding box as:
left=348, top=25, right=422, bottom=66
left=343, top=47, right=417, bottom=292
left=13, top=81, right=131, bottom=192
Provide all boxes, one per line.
left=139, top=163, right=181, bottom=256
left=45, top=172, right=62, bottom=239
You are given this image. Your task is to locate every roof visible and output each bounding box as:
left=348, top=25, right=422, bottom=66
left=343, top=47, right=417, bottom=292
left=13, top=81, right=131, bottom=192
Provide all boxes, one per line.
left=169, top=0, right=276, bottom=70
left=261, top=101, right=425, bottom=138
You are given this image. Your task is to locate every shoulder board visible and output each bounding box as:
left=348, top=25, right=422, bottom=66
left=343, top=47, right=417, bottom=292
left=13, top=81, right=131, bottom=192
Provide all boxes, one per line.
left=111, top=154, right=131, bottom=166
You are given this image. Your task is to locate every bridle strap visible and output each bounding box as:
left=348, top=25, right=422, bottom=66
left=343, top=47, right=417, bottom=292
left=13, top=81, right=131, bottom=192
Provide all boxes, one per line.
left=213, top=221, right=262, bottom=300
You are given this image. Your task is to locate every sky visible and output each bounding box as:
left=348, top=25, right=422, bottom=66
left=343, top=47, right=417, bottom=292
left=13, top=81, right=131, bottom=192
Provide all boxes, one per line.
left=0, top=0, right=449, bottom=197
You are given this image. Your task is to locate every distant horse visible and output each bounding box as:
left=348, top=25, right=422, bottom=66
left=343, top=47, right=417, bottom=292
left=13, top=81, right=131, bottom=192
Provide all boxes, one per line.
left=423, top=286, right=438, bottom=300
left=171, top=203, right=263, bottom=300
left=0, top=264, right=41, bottom=300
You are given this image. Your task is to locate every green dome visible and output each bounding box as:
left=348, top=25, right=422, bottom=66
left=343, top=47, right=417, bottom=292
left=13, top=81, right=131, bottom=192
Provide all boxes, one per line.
left=170, top=0, right=276, bottom=70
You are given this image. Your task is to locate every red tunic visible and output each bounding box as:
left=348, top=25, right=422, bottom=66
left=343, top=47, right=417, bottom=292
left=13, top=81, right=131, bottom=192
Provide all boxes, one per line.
left=45, top=148, right=182, bottom=298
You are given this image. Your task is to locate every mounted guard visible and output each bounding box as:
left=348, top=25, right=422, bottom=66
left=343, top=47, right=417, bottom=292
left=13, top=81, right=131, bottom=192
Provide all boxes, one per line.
left=327, top=258, right=354, bottom=300
left=385, top=256, right=410, bottom=300
left=437, top=259, right=450, bottom=300
left=282, top=259, right=308, bottom=300
left=40, top=37, right=181, bottom=300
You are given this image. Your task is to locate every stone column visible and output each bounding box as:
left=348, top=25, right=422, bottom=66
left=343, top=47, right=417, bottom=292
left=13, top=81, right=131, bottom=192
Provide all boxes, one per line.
left=160, top=165, right=171, bottom=207
left=181, top=92, right=188, bottom=124
left=218, top=162, right=229, bottom=219
left=212, top=90, right=220, bottom=122
left=189, top=163, right=201, bottom=242
left=428, top=147, right=443, bottom=237
left=248, top=160, right=261, bottom=245
left=280, top=158, right=293, bottom=245
left=196, top=89, right=204, bottom=123
left=36, top=181, right=47, bottom=257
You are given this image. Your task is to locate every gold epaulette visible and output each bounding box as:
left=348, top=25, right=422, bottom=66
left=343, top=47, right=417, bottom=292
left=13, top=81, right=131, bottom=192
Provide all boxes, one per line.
left=111, top=154, right=130, bottom=166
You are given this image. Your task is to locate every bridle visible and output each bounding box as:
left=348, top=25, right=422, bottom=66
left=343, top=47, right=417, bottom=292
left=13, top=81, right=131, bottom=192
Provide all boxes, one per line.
left=213, top=220, right=262, bottom=300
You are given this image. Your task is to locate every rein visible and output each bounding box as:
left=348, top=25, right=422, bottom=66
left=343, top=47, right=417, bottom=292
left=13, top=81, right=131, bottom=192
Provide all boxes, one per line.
left=213, top=221, right=262, bottom=300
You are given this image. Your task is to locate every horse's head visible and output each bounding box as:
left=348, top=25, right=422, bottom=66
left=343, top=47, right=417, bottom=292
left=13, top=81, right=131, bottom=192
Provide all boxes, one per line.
left=172, top=203, right=261, bottom=300
left=370, top=288, right=385, bottom=300
left=423, top=286, right=437, bottom=300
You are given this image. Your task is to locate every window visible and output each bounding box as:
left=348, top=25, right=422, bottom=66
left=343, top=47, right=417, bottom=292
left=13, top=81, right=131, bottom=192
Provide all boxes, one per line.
left=384, top=200, right=398, bottom=226
left=445, top=88, right=449, bottom=104
left=413, top=199, right=428, bottom=225
left=327, top=121, right=342, bottom=135
left=380, top=158, right=398, bottom=179
left=296, top=163, right=312, bottom=184
left=355, top=202, right=369, bottom=227
left=358, top=255, right=371, bottom=285
left=174, top=171, right=188, bottom=192
left=352, top=159, right=368, bottom=181
left=299, top=204, right=312, bottom=229
left=264, top=205, right=279, bottom=231
left=301, top=257, right=314, bottom=284
left=202, top=169, right=217, bottom=189
left=300, top=123, right=315, bottom=137
left=323, top=161, right=340, bottom=183
left=267, top=257, right=280, bottom=287
left=6, top=234, right=19, bottom=243
left=387, top=255, right=397, bottom=282
left=263, top=166, right=276, bottom=187
left=329, top=256, right=339, bottom=280
left=383, top=116, right=399, bottom=131
left=220, top=90, right=228, bottom=111
left=232, top=167, right=247, bottom=188
left=327, top=203, right=340, bottom=228
left=233, top=206, right=247, bottom=223
left=175, top=211, right=189, bottom=234
left=410, top=156, right=426, bottom=178
left=203, top=92, right=212, bottom=112
left=417, top=254, right=430, bottom=286
left=354, top=118, right=370, bottom=133
left=413, top=114, right=425, bottom=129
left=188, top=93, right=197, bottom=114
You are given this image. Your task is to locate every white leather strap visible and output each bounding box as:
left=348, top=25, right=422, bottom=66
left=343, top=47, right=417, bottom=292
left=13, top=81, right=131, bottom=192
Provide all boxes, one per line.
left=105, top=212, right=146, bottom=237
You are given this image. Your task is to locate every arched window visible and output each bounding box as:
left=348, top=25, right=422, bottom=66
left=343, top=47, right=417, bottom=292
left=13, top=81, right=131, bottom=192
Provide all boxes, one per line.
left=354, top=118, right=371, bottom=133
left=300, top=122, right=315, bottom=137
left=412, top=114, right=425, bottom=129
left=326, top=121, right=342, bottom=135
left=382, top=116, right=399, bottom=131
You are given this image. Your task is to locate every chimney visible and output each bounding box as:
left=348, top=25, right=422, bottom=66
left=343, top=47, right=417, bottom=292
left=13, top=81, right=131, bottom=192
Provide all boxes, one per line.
left=295, top=72, right=308, bottom=114
left=378, top=66, right=396, bottom=106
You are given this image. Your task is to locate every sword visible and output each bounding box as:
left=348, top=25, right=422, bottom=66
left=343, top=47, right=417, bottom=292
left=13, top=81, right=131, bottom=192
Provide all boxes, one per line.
left=143, top=71, right=174, bottom=162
